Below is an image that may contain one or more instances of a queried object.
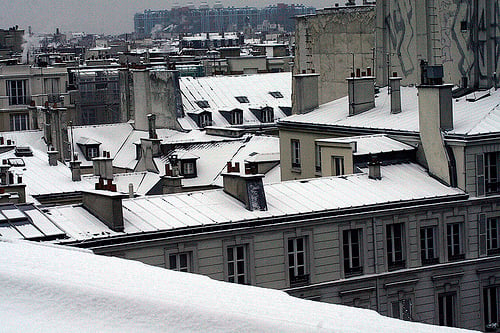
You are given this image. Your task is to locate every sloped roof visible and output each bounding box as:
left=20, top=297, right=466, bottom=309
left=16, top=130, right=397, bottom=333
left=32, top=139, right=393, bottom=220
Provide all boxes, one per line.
left=179, top=72, right=291, bottom=129
left=281, top=86, right=500, bottom=137
left=46, top=163, right=465, bottom=242
left=0, top=239, right=473, bottom=332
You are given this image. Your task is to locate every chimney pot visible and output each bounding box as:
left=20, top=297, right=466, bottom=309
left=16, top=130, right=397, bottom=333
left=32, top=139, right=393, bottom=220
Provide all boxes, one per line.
left=223, top=172, right=267, bottom=211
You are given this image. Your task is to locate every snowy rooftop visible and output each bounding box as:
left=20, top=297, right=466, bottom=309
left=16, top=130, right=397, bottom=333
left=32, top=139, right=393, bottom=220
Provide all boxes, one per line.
left=0, top=239, right=474, bottom=332
left=47, top=163, right=465, bottom=242
left=317, top=134, right=416, bottom=156
left=178, top=72, right=291, bottom=129
left=281, top=86, right=500, bottom=136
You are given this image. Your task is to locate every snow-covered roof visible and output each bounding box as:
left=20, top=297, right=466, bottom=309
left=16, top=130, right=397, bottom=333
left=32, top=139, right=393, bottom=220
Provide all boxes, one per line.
left=317, top=134, right=416, bottom=156
left=281, top=86, right=500, bottom=136
left=0, top=239, right=472, bottom=333
left=47, top=163, right=465, bottom=242
left=0, top=205, right=65, bottom=240
left=179, top=72, right=291, bottom=129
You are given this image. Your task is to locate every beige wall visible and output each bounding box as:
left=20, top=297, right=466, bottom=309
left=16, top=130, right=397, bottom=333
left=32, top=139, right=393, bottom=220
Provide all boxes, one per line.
left=280, top=127, right=344, bottom=181
left=317, top=140, right=355, bottom=177
left=294, top=7, right=375, bottom=104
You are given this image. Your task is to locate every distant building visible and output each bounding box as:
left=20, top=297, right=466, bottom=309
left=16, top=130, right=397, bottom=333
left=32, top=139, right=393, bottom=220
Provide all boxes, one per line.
left=134, top=4, right=316, bottom=38
left=0, top=27, right=24, bottom=60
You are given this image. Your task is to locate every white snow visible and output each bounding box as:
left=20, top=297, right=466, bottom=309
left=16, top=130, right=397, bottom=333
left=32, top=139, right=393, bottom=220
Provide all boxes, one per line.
left=0, top=239, right=477, bottom=333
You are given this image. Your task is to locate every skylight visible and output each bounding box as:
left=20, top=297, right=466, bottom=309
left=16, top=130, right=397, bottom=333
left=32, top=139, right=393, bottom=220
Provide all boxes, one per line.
left=195, top=100, right=210, bottom=108
left=235, top=96, right=249, bottom=103
left=269, top=91, right=283, bottom=98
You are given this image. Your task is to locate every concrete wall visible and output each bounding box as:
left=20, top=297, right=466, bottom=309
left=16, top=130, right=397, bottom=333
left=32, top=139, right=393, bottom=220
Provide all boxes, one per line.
left=95, top=195, right=500, bottom=331
left=376, top=0, right=500, bottom=88
left=132, top=69, right=183, bottom=131
left=294, top=6, right=375, bottom=104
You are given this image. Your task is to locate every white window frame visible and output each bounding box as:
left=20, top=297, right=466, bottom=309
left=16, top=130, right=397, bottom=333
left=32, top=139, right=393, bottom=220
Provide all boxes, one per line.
left=446, top=223, right=464, bottom=260
left=420, top=226, right=439, bottom=265
left=164, top=244, right=197, bottom=273
left=223, top=238, right=254, bottom=285
left=485, top=152, right=499, bottom=194
left=87, top=146, right=99, bottom=159
left=261, top=108, right=274, bottom=123
left=342, top=228, right=363, bottom=276
left=315, top=144, right=321, bottom=173
left=10, top=113, right=29, bottom=131
left=231, top=110, right=243, bottom=125
left=487, top=217, right=500, bottom=255
left=168, top=252, right=191, bottom=272
left=182, top=161, right=195, bottom=176
left=291, top=139, right=301, bottom=169
left=386, top=223, right=405, bottom=270
left=438, top=292, right=457, bottom=327
left=7, top=80, right=28, bottom=105
left=199, top=113, right=211, bottom=128
left=284, top=231, right=313, bottom=287
left=332, top=156, right=345, bottom=176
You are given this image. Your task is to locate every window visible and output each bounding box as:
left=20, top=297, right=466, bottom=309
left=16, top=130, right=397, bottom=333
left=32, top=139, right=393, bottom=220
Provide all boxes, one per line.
left=387, top=223, right=405, bottom=270
left=420, top=226, right=439, bottom=265
left=438, top=293, right=456, bottom=327
left=235, top=96, right=249, bottom=103
left=269, top=91, right=283, bottom=98
left=7, top=80, right=28, bottom=105
left=343, top=229, right=363, bottom=276
left=10, top=114, right=29, bottom=131
left=332, top=156, right=344, bottom=176
left=44, top=78, right=60, bottom=103
left=315, top=144, right=321, bottom=172
left=291, top=139, right=301, bottom=169
left=460, top=21, right=467, bottom=32
left=168, top=252, right=191, bottom=272
left=181, top=161, right=196, bottom=177
left=287, top=237, right=309, bottom=286
left=483, top=286, right=499, bottom=331
left=391, top=299, right=413, bottom=321
left=231, top=110, right=243, bottom=125
left=199, top=113, right=212, bottom=127
left=487, top=218, right=500, bottom=255
left=261, top=108, right=274, bottom=123
left=485, top=152, right=499, bottom=194
left=87, top=147, right=99, bottom=159
left=227, top=245, right=248, bottom=284
left=447, top=223, right=464, bottom=260
left=195, top=100, right=210, bottom=108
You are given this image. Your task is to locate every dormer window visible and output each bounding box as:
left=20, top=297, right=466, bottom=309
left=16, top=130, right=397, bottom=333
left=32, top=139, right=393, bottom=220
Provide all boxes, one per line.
left=195, top=100, right=210, bottom=108
left=199, top=112, right=212, bottom=128
left=249, top=106, right=274, bottom=123
left=169, top=151, right=200, bottom=178
left=235, top=96, right=249, bottom=103
left=231, top=110, right=243, bottom=125
left=182, top=161, right=196, bottom=176
left=269, top=91, right=283, bottom=99
left=188, top=111, right=212, bottom=128
left=77, top=137, right=102, bottom=161
left=261, top=108, right=274, bottom=123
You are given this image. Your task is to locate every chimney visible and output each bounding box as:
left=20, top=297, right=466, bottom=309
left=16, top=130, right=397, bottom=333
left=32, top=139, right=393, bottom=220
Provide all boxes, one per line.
left=162, top=164, right=183, bottom=194
left=93, top=151, right=117, bottom=191
left=389, top=74, right=402, bottom=114
left=222, top=162, right=267, bottom=211
left=368, top=160, right=381, bottom=180
left=347, top=72, right=375, bottom=116
left=292, top=73, right=320, bottom=115
left=418, top=82, right=454, bottom=185
left=82, top=190, right=126, bottom=232
left=48, top=150, right=58, bottom=166
left=147, top=113, right=158, bottom=139
left=70, top=160, right=81, bottom=182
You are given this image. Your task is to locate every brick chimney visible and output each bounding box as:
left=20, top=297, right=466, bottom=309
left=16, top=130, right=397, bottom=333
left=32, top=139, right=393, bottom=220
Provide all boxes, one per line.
left=48, top=149, right=58, bottom=166
left=222, top=162, right=267, bottom=211
left=93, top=151, right=116, bottom=191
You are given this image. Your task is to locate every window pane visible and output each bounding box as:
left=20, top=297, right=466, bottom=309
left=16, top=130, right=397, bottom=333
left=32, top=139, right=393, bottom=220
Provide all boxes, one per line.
left=169, top=254, right=177, bottom=270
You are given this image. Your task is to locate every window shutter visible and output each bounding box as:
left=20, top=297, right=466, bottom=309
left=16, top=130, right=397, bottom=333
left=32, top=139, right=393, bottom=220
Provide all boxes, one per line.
left=478, top=213, right=487, bottom=257
left=476, top=154, right=485, bottom=196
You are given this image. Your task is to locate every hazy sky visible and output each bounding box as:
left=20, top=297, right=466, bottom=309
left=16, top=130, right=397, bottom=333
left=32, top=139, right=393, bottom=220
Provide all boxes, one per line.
left=0, top=0, right=330, bottom=35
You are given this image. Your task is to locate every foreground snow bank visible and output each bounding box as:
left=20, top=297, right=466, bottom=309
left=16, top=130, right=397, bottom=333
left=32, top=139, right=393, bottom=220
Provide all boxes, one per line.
left=0, top=239, right=476, bottom=333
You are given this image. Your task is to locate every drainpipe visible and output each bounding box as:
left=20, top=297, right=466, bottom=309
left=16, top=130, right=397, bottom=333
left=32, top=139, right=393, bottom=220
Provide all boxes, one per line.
left=372, top=217, right=380, bottom=313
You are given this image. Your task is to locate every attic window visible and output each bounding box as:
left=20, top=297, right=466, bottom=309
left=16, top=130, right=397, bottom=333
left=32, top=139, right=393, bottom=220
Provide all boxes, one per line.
left=235, top=96, right=249, bottom=103
left=261, top=108, right=274, bottom=123
left=231, top=110, right=243, bottom=125
left=199, top=112, right=212, bottom=128
left=87, top=146, right=99, bottom=159
left=269, top=91, right=283, bottom=99
left=6, top=158, right=25, bottom=167
left=195, top=100, right=210, bottom=108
